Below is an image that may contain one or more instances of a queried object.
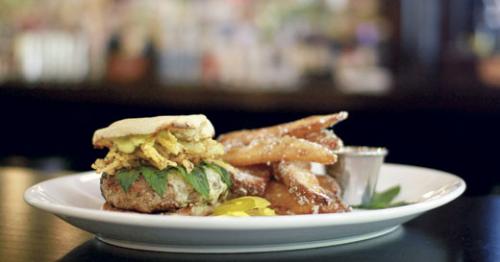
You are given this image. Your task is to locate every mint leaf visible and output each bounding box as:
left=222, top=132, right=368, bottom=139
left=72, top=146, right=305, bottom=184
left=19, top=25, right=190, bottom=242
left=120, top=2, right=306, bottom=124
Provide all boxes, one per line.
left=203, top=162, right=232, bottom=188
left=180, top=166, right=210, bottom=199
left=355, top=185, right=411, bottom=209
left=116, top=169, right=140, bottom=192
left=140, top=166, right=168, bottom=197
left=371, top=185, right=400, bottom=206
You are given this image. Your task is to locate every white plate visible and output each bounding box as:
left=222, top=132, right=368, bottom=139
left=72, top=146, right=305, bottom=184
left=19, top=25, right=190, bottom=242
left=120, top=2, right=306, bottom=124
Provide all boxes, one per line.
left=24, top=164, right=465, bottom=253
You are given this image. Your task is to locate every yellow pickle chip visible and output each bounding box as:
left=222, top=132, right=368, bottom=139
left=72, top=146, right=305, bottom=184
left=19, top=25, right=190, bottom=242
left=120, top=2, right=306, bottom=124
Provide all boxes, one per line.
left=213, top=196, right=276, bottom=216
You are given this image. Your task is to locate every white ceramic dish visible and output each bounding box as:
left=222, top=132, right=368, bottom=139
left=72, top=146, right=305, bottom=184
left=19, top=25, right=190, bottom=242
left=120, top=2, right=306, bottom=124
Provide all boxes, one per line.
left=24, top=164, right=465, bottom=253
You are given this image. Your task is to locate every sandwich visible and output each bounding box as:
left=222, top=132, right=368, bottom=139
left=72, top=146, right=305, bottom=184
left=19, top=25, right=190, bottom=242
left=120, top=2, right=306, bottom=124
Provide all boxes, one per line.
left=92, top=115, right=231, bottom=215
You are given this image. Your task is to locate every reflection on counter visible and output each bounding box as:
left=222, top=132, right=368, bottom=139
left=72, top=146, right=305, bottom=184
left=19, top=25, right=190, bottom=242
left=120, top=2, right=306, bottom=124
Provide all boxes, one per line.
left=0, top=168, right=91, bottom=261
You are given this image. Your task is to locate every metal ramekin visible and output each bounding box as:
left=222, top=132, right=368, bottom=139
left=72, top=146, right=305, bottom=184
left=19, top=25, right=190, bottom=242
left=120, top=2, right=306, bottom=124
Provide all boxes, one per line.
left=326, top=146, right=388, bottom=206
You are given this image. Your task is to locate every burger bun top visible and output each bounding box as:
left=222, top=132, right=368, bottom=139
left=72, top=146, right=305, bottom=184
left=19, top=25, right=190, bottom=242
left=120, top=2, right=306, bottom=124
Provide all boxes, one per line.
left=92, top=114, right=215, bottom=148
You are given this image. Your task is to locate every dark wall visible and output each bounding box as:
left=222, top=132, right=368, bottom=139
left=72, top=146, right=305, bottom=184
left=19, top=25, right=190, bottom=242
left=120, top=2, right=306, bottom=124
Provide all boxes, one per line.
left=1, top=92, right=498, bottom=195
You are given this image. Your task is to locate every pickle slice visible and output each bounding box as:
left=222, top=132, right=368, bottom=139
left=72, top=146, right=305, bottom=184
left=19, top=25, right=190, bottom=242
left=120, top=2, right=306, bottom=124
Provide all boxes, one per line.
left=213, top=196, right=275, bottom=216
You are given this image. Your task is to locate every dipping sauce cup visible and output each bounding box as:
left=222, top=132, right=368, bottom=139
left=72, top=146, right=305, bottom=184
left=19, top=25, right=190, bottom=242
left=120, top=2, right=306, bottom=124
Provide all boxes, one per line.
left=326, top=146, right=388, bottom=206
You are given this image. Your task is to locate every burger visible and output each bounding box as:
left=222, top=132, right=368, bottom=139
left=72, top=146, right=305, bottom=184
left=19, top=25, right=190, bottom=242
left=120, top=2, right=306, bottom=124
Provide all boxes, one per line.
left=92, top=115, right=232, bottom=215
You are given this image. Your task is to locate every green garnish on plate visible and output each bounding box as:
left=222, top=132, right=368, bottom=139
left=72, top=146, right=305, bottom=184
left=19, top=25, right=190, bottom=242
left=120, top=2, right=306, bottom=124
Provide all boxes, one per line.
left=354, top=185, right=411, bottom=209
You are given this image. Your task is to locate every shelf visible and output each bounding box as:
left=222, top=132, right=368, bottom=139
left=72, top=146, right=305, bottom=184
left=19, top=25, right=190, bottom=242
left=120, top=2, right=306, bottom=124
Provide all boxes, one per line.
left=2, top=82, right=500, bottom=113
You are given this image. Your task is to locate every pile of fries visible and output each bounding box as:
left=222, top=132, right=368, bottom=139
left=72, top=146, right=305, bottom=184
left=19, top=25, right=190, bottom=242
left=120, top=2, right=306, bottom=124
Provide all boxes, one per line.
left=218, top=112, right=350, bottom=215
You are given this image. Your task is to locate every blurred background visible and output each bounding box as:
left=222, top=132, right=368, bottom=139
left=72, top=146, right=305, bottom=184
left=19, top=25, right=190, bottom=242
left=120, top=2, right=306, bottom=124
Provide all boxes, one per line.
left=0, top=0, right=499, bottom=195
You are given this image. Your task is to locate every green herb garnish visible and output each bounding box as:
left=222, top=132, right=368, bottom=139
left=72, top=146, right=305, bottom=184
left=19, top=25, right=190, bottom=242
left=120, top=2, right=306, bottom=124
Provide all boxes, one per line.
left=116, top=169, right=140, bottom=192
left=117, top=167, right=169, bottom=196
left=202, top=162, right=232, bottom=188
left=115, top=163, right=232, bottom=199
left=140, top=166, right=169, bottom=197
left=184, top=166, right=210, bottom=199
left=355, top=185, right=411, bottom=209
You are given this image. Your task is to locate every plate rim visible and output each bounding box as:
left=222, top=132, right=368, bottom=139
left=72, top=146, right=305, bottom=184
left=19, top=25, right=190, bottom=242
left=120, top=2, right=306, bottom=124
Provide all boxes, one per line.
left=24, top=163, right=466, bottom=230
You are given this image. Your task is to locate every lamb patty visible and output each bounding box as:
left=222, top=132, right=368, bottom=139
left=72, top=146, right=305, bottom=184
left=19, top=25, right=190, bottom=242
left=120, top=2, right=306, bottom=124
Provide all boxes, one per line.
left=100, top=170, right=227, bottom=213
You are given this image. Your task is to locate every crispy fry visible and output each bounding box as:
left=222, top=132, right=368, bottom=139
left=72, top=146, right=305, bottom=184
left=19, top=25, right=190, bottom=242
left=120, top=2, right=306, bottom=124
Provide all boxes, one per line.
left=317, top=174, right=342, bottom=196
left=264, top=178, right=349, bottom=215
left=222, top=136, right=337, bottom=166
left=264, top=181, right=315, bottom=215
left=238, top=165, right=273, bottom=180
left=303, top=130, right=343, bottom=150
left=218, top=111, right=348, bottom=147
left=276, top=161, right=332, bottom=205
left=230, top=165, right=271, bottom=197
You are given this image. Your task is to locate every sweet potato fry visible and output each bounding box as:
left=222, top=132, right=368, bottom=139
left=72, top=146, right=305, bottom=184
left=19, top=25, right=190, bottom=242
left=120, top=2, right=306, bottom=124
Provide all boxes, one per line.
left=316, top=174, right=342, bottom=196
left=264, top=178, right=349, bottom=215
left=222, top=136, right=337, bottom=166
left=264, top=181, right=315, bottom=215
left=303, top=129, right=343, bottom=150
left=276, top=161, right=332, bottom=205
left=218, top=111, right=348, bottom=147
left=230, top=165, right=271, bottom=197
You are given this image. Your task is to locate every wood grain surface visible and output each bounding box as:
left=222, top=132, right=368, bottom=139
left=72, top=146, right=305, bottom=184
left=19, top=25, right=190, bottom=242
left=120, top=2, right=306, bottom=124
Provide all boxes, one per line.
left=0, top=168, right=91, bottom=261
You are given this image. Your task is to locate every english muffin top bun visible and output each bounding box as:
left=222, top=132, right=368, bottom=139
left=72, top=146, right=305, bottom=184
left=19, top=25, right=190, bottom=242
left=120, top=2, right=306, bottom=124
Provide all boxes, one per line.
left=93, top=114, right=215, bottom=148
